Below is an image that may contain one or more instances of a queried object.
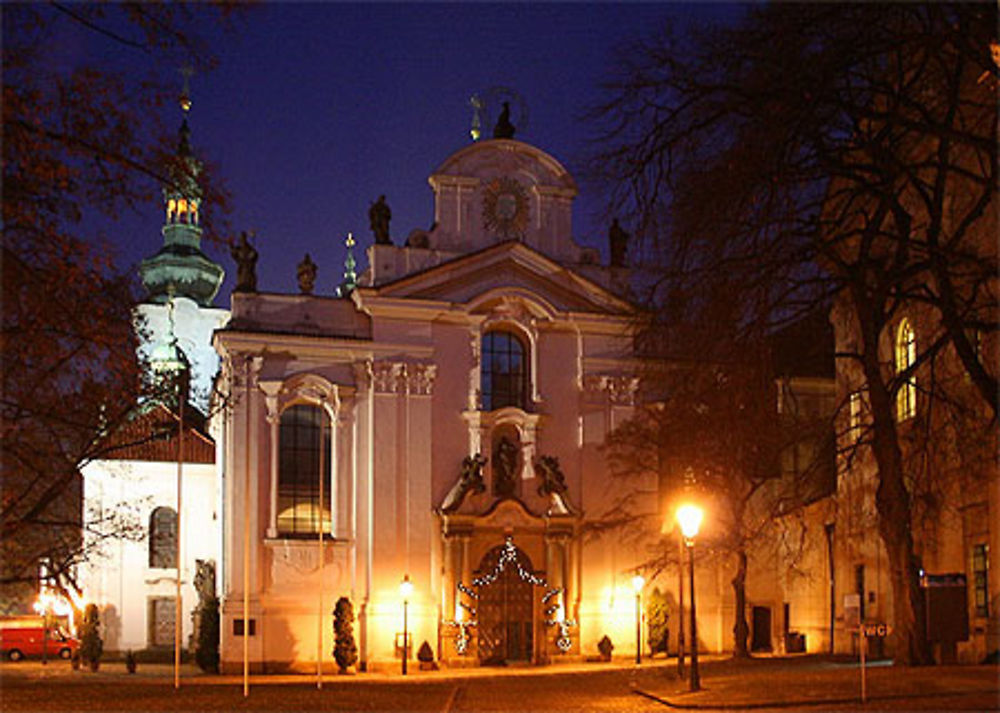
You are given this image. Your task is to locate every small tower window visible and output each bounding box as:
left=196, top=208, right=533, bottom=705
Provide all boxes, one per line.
left=177, top=198, right=188, bottom=223
left=895, top=319, right=917, bottom=421
left=189, top=200, right=199, bottom=226
left=167, top=199, right=177, bottom=223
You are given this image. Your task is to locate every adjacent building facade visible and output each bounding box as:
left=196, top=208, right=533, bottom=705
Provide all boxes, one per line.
left=81, top=115, right=229, bottom=653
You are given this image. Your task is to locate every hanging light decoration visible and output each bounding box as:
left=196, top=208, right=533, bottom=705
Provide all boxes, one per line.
left=445, top=536, right=576, bottom=655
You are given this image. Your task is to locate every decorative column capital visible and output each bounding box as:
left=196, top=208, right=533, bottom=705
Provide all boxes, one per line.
left=407, top=363, right=437, bottom=396
left=372, top=361, right=405, bottom=393
left=583, top=373, right=638, bottom=406
left=259, top=380, right=282, bottom=424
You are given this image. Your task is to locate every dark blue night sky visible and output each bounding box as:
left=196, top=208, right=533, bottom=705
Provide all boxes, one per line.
left=55, top=3, right=743, bottom=301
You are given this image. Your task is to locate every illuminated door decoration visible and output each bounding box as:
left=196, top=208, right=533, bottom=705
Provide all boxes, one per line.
left=477, top=544, right=533, bottom=663
left=451, top=536, right=573, bottom=660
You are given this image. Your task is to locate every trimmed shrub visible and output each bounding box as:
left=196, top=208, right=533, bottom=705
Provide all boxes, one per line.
left=597, top=634, right=614, bottom=661
left=195, top=596, right=220, bottom=673
left=333, top=597, right=357, bottom=673
left=78, top=604, right=103, bottom=671
left=646, top=587, right=670, bottom=657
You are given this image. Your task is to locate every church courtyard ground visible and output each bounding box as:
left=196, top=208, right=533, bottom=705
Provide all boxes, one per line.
left=1, top=655, right=997, bottom=712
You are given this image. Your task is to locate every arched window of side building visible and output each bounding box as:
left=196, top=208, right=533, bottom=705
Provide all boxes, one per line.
left=277, top=404, right=332, bottom=536
left=149, top=506, right=177, bottom=568
left=481, top=330, right=529, bottom=412
left=895, top=319, right=917, bottom=421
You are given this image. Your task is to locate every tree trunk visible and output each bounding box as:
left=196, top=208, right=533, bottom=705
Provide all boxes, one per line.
left=856, top=305, right=932, bottom=666
left=731, top=548, right=750, bottom=658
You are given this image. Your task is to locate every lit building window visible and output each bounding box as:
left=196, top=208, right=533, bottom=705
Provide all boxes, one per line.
left=848, top=391, right=863, bottom=441
left=148, top=506, right=177, bottom=569
left=189, top=200, right=199, bottom=226
left=973, top=543, right=989, bottom=618
left=167, top=199, right=177, bottom=223
left=481, top=330, right=529, bottom=411
left=277, top=404, right=331, bottom=535
left=895, top=319, right=917, bottom=421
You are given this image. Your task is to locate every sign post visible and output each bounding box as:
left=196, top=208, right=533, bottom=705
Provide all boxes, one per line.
left=859, top=623, right=892, bottom=703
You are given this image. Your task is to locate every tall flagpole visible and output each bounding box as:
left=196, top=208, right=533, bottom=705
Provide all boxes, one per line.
left=317, top=412, right=325, bottom=689
left=243, top=356, right=251, bottom=697
left=174, top=386, right=184, bottom=690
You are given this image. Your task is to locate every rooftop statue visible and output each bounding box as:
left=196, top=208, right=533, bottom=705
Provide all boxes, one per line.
left=297, top=253, right=317, bottom=295
left=609, top=218, right=629, bottom=268
left=230, top=232, right=258, bottom=293
left=369, top=195, right=392, bottom=244
left=493, top=101, right=516, bottom=139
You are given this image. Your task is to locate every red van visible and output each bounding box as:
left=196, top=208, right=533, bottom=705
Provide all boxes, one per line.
left=0, top=626, right=79, bottom=661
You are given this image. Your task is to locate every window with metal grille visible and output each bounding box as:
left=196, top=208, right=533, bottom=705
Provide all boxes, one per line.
left=277, top=404, right=331, bottom=535
left=973, top=543, right=989, bottom=618
left=481, top=330, right=528, bottom=412
left=148, top=507, right=177, bottom=568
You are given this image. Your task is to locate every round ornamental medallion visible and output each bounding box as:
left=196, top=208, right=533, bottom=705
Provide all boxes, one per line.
left=482, top=177, right=529, bottom=239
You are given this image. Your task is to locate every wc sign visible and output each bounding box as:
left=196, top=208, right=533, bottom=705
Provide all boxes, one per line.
left=858, top=622, right=893, bottom=704
left=861, top=623, right=893, bottom=637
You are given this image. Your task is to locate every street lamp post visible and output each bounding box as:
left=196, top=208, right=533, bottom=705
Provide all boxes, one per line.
left=400, top=575, right=413, bottom=675
left=632, top=574, right=644, bottom=665
left=677, top=504, right=703, bottom=692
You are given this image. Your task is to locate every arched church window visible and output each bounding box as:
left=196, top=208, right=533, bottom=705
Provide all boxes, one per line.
left=895, top=319, right=917, bottom=421
left=277, top=404, right=332, bottom=535
left=149, top=506, right=177, bottom=568
left=481, top=330, right=529, bottom=411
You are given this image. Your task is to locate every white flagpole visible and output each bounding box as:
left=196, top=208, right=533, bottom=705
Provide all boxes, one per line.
left=174, top=386, right=184, bottom=689
left=243, top=357, right=251, bottom=697
left=317, top=412, right=325, bottom=689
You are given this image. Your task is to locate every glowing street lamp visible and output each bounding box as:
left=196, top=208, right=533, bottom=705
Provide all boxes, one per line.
left=676, top=503, right=703, bottom=692
left=400, top=575, right=413, bottom=675
left=632, top=574, right=645, bottom=665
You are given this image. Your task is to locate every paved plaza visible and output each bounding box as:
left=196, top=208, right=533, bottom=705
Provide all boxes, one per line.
left=1, top=655, right=997, bottom=712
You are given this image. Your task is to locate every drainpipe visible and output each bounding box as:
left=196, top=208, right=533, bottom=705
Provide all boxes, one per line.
left=825, top=523, right=835, bottom=654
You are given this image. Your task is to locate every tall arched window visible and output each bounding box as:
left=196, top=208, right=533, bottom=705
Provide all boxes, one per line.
left=482, top=330, right=529, bottom=411
left=149, top=507, right=177, bottom=568
left=895, top=319, right=917, bottom=421
left=277, top=404, right=331, bottom=535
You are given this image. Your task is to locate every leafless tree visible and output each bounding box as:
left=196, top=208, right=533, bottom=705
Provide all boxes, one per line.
left=590, top=4, right=997, bottom=664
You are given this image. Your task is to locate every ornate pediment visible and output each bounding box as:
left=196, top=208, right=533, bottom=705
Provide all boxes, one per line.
left=374, top=242, right=631, bottom=316
left=480, top=498, right=542, bottom=530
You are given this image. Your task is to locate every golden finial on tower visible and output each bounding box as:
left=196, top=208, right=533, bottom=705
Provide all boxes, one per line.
left=179, top=66, right=194, bottom=113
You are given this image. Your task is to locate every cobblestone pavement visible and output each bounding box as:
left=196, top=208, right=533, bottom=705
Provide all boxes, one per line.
left=1, top=656, right=997, bottom=712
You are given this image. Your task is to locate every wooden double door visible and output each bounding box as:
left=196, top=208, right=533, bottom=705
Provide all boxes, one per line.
left=476, top=544, right=535, bottom=664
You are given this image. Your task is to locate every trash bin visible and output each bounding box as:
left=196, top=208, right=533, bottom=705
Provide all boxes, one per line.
left=785, top=632, right=806, bottom=653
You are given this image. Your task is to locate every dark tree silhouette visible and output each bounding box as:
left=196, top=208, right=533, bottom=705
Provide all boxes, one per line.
left=1, top=3, right=238, bottom=607
left=592, top=4, right=997, bottom=664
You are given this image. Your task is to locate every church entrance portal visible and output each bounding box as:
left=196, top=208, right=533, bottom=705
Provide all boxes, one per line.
left=476, top=543, right=534, bottom=664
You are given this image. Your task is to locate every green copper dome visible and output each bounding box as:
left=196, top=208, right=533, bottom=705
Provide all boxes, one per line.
left=139, top=118, right=224, bottom=306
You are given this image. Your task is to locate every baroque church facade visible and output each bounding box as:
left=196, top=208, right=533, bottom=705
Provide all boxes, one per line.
left=213, top=137, right=654, bottom=671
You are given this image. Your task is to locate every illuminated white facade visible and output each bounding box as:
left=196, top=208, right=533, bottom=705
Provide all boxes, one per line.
left=80, top=115, right=229, bottom=653
left=214, top=138, right=661, bottom=672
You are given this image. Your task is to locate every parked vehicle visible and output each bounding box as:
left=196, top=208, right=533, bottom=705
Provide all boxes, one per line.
left=0, top=626, right=79, bottom=661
